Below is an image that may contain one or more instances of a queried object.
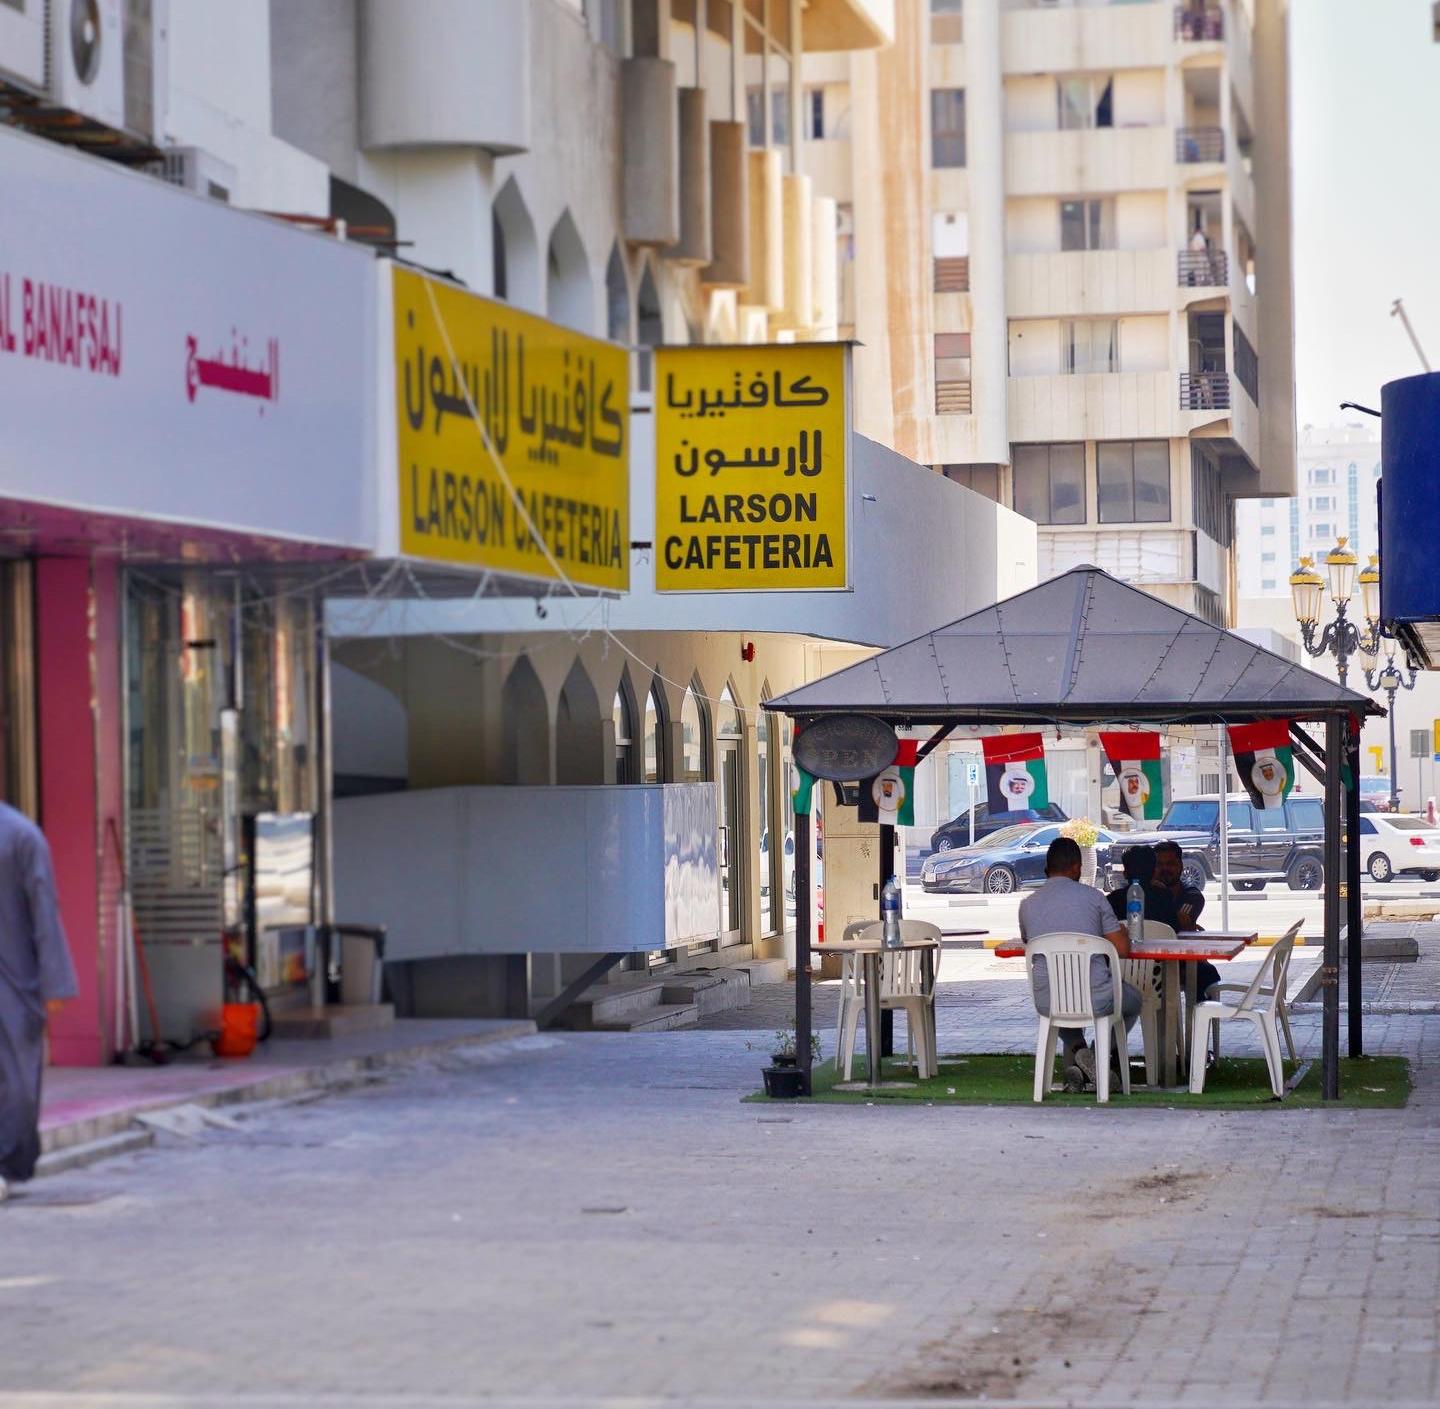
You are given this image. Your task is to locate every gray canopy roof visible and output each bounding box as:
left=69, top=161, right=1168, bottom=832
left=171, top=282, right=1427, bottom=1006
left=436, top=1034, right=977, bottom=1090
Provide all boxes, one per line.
left=766, top=565, right=1382, bottom=726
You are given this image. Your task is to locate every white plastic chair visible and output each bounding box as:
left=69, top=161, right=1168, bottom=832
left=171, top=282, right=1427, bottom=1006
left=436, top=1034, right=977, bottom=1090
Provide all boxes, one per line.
left=1025, top=932, right=1132, bottom=1103
left=1121, top=920, right=1173, bottom=1085
left=838, top=919, right=942, bottom=1080
left=1188, top=927, right=1299, bottom=1098
left=1203, top=919, right=1303, bottom=1066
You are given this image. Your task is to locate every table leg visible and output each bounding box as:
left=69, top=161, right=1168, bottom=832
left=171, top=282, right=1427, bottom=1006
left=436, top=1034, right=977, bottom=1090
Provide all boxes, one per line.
left=1160, top=961, right=1180, bottom=1087
left=864, top=952, right=882, bottom=1086
left=1182, top=961, right=1200, bottom=1078
left=923, top=945, right=938, bottom=1078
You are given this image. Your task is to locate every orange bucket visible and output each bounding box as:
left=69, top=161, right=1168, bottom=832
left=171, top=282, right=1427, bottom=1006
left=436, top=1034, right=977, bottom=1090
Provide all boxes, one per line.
left=213, top=1002, right=260, bottom=1059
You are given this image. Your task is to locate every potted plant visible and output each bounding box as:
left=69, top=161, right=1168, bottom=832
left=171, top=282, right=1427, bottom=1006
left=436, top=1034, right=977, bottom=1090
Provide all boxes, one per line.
left=763, top=1025, right=820, bottom=1098
left=1061, top=817, right=1101, bottom=887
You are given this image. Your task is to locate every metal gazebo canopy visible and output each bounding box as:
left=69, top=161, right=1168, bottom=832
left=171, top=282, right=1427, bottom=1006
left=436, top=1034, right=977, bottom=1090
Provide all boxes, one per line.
left=764, top=566, right=1384, bottom=1099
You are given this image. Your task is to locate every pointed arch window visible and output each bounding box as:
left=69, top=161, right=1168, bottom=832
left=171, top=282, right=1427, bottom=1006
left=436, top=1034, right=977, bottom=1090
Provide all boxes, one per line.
left=643, top=683, right=666, bottom=783
left=680, top=683, right=709, bottom=782
left=613, top=685, right=636, bottom=783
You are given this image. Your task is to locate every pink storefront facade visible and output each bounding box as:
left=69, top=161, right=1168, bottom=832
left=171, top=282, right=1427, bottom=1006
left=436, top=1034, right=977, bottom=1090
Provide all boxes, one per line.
left=0, top=127, right=379, bottom=1065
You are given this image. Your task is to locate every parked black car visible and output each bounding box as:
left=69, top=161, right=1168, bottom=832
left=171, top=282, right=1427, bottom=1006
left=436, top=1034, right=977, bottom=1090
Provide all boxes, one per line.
left=929, top=800, right=1069, bottom=853
left=1098, top=794, right=1326, bottom=893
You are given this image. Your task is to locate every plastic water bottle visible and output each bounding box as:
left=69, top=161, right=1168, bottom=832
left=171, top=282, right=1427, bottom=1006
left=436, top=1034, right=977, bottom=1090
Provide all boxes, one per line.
left=1126, top=879, right=1144, bottom=946
left=881, top=875, right=902, bottom=949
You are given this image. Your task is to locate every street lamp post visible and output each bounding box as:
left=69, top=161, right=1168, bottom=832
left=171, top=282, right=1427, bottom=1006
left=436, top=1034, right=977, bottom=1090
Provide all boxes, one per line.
left=1288, top=540, right=1381, bottom=689
left=1366, top=644, right=1419, bottom=811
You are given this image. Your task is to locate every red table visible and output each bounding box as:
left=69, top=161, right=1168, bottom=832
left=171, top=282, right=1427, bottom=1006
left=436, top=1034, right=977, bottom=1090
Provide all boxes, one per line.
left=994, top=932, right=1256, bottom=1085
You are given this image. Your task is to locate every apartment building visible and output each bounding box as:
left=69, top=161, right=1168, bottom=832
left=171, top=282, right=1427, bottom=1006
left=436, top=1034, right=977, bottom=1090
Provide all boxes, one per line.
left=1236, top=422, right=1380, bottom=599
left=804, top=0, right=1297, bottom=624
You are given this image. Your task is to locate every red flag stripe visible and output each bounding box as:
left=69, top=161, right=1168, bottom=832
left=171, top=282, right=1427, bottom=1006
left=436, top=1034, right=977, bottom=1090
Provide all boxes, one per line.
left=1098, top=731, right=1161, bottom=763
left=981, top=732, right=1045, bottom=766
left=1229, top=720, right=1292, bottom=754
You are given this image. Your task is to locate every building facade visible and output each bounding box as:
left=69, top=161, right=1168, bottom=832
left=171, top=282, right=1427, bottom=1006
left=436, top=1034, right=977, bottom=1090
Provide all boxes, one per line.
left=802, top=0, right=1297, bottom=624
left=1235, top=422, right=1381, bottom=600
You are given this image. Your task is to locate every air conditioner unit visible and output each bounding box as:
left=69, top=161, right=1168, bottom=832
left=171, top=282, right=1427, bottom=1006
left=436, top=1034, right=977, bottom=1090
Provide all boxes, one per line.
left=0, top=0, right=47, bottom=90
left=156, top=145, right=235, bottom=203
left=48, top=0, right=124, bottom=129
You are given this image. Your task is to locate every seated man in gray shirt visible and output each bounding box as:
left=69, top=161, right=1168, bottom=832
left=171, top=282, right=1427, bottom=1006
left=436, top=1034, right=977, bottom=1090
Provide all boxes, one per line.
left=1018, top=836, right=1142, bottom=1091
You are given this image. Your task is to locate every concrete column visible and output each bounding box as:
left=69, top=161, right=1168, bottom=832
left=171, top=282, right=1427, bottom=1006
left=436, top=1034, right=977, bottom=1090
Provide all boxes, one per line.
left=778, top=173, right=814, bottom=330
left=965, top=0, right=1009, bottom=466
left=702, top=121, right=749, bottom=288
left=812, top=195, right=838, bottom=339
left=740, top=148, right=784, bottom=312
left=671, top=87, right=712, bottom=265
left=623, top=58, right=679, bottom=246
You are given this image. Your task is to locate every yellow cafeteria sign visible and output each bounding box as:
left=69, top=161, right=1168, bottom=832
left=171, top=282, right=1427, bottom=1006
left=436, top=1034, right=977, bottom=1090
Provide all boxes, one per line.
left=394, top=267, right=629, bottom=591
left=654, top=343, right=849, bottom=591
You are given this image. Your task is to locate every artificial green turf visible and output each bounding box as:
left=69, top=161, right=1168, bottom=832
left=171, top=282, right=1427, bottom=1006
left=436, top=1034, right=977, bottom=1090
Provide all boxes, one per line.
left=747, top=1052, right=1410, bottom=1109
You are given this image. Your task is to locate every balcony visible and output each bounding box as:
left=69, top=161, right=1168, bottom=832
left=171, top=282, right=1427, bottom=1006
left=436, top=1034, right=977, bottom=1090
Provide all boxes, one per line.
left=1180, top=372, right=1230, bottom=411
left=934, top=256, right=970, bottom=293
left=1177, top=249, right=1229, bottom=288
left=1176, top=127, right=1225, bottom=163
left=1174, top=4, right=1223, bottom=41
left=935, top=379, right=973, bottom=415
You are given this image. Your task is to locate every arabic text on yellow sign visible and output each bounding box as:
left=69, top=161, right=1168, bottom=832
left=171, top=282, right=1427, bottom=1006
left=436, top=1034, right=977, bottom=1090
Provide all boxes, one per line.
left=654, top=343, right=848, bottom=592
left=394, top=267, right=629, bottom=591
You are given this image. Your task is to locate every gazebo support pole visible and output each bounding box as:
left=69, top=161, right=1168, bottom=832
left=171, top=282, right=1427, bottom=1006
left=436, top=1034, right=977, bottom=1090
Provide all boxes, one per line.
left=795, top=808, right=813, bottom=1096
left=1322, top=714, right=1343, bottom=1100
left=879, top=821, right=895, bottom=1057
left=1345, top=718, right=1364, bottom=1058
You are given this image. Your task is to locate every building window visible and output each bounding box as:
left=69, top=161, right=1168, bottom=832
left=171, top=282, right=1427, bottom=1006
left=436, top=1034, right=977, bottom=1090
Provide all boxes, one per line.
left=1311, top=522, right=1333, bottom=540
left=681, top=684, right=708, bottom=782
left=1058, top=74, right=1113, bottom=131
left=643, top=684, right=666, bottom=783
left=1063, top=318, right=1118, bottom=375
left=930, top=0, right=964, bottom=44
left=1013, top=442, right=1085, bottom=526
left=934, top=333, right=972, bottom=414
left=941, top=464, right=1001, bottom=502
left=1233, top=321, right=1259, bottom=405
left=1261, top=497, right=1275, bottom=507
left=1260, top=523, right=1276, bottom=536
left=1261, top=578, right=1277, bottom=592
left=757, top=705, right=777, bottom=936
left=1309, top=495, right=1335, bottom=512
left=1191, top=445, right=1231, bottom=546
left=1097, top=440, right=1170, bottom=524
left=807, top=87, right=825, bottom=138
left=1309, top=468, right=1334, bottom=485
left=1261, top=551, right=1276, bottom=563
left=1060, top=198, right=1115, bottom=252
left=930, top=88, right=966, bottom=168
left=613, top=688, right=635, bottom=783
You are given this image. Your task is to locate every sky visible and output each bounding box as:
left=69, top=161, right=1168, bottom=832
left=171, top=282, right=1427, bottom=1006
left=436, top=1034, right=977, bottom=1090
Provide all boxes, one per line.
left=1290, top=0, right=1440, bottom=427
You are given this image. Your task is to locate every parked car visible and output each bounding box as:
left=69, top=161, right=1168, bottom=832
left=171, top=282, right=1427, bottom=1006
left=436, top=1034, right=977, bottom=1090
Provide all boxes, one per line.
left=1358, top=813, right=1440, bottom=883
left=921, top=822, right=1117, bottom=895
left=1097, top=793, right=1326, bottom=893
left=929, top=800, right=1068, bottom=853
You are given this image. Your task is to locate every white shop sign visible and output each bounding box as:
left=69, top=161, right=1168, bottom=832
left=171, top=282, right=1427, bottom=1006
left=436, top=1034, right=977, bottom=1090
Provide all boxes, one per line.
left=0, top=125, right=376, bottom=549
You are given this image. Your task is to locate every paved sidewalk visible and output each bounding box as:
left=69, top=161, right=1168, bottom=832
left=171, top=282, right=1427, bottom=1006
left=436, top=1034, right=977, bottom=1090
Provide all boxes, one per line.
left=39, top=1018, right=534, bottom=1158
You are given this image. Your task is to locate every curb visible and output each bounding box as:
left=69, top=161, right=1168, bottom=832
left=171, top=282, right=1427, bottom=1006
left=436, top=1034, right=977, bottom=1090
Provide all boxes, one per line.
left=38, top=1020, right=537, bottom=1171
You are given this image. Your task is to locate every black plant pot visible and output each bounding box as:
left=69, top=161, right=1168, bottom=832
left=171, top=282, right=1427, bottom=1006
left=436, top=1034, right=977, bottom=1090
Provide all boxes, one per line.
left=763, top=1064, right=806, bottom=1098
left=771, top=1052, right=798, bottom=1068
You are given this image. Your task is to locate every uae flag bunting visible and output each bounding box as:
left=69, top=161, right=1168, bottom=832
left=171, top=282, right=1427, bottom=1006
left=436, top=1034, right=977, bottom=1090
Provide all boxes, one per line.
left=1229, top=719, right=1295, bottom=811
left=981, top=732, right=1049, bottom=813
left=1099, top=731, right=1165, bottom=822
left=859, top=739, right=919, bottom=826
left=791, top=759, right=816, bottom=817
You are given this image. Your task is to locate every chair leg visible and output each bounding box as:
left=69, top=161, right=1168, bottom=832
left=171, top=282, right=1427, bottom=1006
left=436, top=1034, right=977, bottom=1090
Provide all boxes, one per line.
left=1033, top=1019, right=1054, bottom=1102
left=1095, top=1021, right=1111, bottom=1104
left=840, top=998, right=859, bottom=1082
left=1277, top=1001, right=1297, bottom=1062
left=1140, top=1005, right=1159, bottom=1086
left=1256, top=1013, right=1284, bottom=1098
left=1189, top=1013, right=1212, bottom=1094
left=1114, top=1018, right=1131, bottom=1095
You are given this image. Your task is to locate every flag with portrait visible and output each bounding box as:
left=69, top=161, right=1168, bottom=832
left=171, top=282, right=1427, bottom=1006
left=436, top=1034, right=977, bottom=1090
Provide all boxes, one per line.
left=1099, top=731, right=1165, bottom=822
left=981, top=733, right=1049, bottom=813
left=858, top=739, right=918, bottom=826
left=1229, top=719, right=1295, bottom=811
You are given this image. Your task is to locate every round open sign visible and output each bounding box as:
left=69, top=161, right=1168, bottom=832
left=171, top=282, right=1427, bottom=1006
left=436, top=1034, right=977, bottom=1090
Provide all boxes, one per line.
left=794, top=714, right=899, bottom=781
